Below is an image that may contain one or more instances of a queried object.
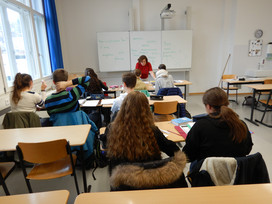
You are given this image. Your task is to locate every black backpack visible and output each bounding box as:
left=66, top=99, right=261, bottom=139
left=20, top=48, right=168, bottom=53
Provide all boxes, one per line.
left=242, top=96, right=258, bottom=107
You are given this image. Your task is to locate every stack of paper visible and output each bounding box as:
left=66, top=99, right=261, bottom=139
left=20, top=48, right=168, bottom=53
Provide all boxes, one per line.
left=81, top=100, right=99, bottom=107
left=101, top=99, right=115, bottom=105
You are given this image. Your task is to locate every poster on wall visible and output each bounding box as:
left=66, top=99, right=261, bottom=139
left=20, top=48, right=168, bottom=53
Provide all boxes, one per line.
left=248, top=39, right=263, bottom=57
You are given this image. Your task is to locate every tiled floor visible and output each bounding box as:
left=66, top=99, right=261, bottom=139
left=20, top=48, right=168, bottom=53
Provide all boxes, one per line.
left=1, top=94, right=271, bottom=204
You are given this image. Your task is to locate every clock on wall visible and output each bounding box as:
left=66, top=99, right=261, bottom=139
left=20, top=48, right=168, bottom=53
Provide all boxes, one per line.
left=255, top=29, right=263, bottom=38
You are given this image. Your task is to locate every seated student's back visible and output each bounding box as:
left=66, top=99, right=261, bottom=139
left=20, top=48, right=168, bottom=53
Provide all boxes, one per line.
left=155, top=64, right=174, bottom=94
left=182, top=87, right=253, bottom=162
left=134, top=69, right=147, bottom=90
left=11, top=73, right=47, bottom=112
left=45, top=69, right=90, bottom=115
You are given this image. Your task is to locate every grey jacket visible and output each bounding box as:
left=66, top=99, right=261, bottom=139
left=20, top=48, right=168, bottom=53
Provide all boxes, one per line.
left=155, top=69, right=175, bottom=94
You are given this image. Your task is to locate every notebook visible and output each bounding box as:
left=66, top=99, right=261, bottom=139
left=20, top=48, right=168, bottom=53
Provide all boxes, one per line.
left=171, top=117, right=192, bottom=126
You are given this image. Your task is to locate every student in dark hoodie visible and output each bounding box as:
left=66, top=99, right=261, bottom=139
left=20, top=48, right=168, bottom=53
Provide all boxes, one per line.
left=183, top=87, right=253, bottom=163
left=155, top=64, right=174, bottom=94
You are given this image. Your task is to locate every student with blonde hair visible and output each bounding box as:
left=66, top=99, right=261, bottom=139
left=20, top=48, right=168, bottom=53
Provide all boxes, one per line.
left=134, top=69, right=147, bottom=90
left=183, top=87, right=253, bottom=162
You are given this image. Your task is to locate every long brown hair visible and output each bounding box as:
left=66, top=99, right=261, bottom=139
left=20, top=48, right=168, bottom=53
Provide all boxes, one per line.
left=12, top=73, right=32, bottom=105
left=107, top=91, right=161, bottom=161
left=85, top=68, right=101, bottom=93
left=203, top=87, right=247, bottom=143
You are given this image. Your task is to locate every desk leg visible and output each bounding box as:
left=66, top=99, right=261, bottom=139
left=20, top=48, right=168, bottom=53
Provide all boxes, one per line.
left=80, top=146, right=87, bottom=193
left=245, top=89, right=259, bottom=126
left=255, top=90, right=272, bottom=128
left=227, top=83, right=230, bottom=99
left=183, top=85, right=187, bottom=100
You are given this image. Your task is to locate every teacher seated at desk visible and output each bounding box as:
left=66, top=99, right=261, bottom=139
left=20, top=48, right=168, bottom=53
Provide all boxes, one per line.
left=135, top=55, right=156, bottom=80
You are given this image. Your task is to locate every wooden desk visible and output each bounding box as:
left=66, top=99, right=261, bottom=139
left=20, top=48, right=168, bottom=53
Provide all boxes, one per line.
left=75, top=184, right=272, bottom=204
left=148, top=95, right=187, bottom=105
left=174, top=80, right=192, bottom=99
left=0, top=190, right=69, bottom=204
left=100, top=121, right=185, bottom=143
left=0, top=125, right=91, bottom=193
left=222, top=78, right=267, bottom=100
left=245, top=84, right=272, bottom=126
left=102, top=95, right=187, bottom=108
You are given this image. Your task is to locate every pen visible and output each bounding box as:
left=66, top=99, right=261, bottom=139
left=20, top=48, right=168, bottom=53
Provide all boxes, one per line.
left=167, top=130, right=181, bottom=136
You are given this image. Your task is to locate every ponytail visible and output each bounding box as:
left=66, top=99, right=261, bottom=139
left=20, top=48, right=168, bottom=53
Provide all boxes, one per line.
left=211, top=105, right=247, bottom=143
left=12, top=73, right=32, bottom=104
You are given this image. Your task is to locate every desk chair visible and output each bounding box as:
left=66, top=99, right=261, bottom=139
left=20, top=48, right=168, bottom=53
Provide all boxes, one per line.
left=0, top=162, right=15, bottom=195
left=221, top=75, right=238, bottom=104
left=153, top=101, right=178, bottom=122
left=157, top=88, right=188, bottom=118
left=16, top=139, right=80, bottom=194
left=2, top=112, right=41, bottom=162
left=187, top=152, right=270, bottom=187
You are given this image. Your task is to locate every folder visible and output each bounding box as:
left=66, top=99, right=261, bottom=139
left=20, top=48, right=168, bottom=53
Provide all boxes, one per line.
left=174, top=126, right=187, bottom=139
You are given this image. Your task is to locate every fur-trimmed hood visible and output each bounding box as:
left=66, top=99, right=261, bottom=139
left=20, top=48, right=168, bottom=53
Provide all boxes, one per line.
left=110, top=151, right=187, bottom=189
left=156, top=69, right=169, bottom=78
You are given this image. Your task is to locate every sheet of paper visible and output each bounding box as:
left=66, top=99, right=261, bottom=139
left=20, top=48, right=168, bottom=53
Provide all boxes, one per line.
left=78, top=99, right=86, bottom=105
left=81, top=100, right=99, bottom=107
left=174, top=80, right=184, bottom=83
left=101, top=99, right=115, bottom=105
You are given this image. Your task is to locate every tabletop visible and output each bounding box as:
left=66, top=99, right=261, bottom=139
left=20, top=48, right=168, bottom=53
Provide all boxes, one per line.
left=0, top=125, right=91, bottom=151
left=246, top=84, right=272, bottom=90
left=174, top=80, right=192, bottom=86
left=75, top=184, right=272, bottom=204
left=100, top=121, right=185, bottom=143
left=0, top=190, right=69, bottom=204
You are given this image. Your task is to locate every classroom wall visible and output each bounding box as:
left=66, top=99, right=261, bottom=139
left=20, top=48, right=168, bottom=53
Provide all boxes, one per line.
left=55, top=0, right=272, bottom=93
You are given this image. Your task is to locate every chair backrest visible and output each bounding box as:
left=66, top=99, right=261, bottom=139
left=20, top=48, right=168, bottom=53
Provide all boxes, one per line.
left=157, top=88, right=183, bottom=98
left=2, top=112, right=41, bottom=129
left=17, top=139, right=68, bottom=164
left=264, top=79, right=272, bottom=84
left=153, top=101, right=178, bottom=115
left=157, top=88, right=186, bottom=117
left=222, top=74, right=236, bottom=79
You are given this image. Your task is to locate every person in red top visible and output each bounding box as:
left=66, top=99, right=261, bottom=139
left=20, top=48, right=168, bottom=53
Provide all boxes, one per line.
left=135, top=55, right=156, bottom=80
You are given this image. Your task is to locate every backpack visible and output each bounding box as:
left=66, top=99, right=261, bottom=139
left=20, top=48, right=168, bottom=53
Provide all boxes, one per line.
left=242, top=96, right=258, bottom=107
left=91, top=131, right=109, bottom=180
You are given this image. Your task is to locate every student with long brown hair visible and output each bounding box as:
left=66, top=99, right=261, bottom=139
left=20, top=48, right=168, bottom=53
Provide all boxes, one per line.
left=107, top=91, right=171, bottom=163
left=11, top=73, right=47, bottom=112
left=84, top=68, right=108, bottom=99
left=107, top=92, right=187, bottom=189
left=183, top=87, right=253, bottom=162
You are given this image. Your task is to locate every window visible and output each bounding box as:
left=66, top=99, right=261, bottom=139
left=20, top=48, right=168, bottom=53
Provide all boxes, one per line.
left=0, top=0, right=51, bottom=91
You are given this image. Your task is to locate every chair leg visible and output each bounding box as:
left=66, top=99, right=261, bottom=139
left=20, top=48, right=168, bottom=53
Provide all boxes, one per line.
left=73, top=170, right=80, bottom=195
left=0, top=173, right=10, bottom=195
left=236, top=90, right=238, bottom=104
left=25, top=178, right=33, bottom=193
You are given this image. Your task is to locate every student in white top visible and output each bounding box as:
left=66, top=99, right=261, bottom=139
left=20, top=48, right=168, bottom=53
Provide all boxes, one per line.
left=111, top=72, right=136, bottom=121
left=155, top=64, right=174, bottom=94
left=11, top=73, right=47, bottom=112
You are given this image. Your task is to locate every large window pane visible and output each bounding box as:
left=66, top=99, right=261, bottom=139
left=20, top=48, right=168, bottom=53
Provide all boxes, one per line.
left=34, top=14, right=51, bottom=77
left=16, top=0, right=30, bottom=7
left=0, top=8, right=14, bottom=86
left=0, top=0, right=51, bottom=89
left=31, top=0, right=43, bottom=14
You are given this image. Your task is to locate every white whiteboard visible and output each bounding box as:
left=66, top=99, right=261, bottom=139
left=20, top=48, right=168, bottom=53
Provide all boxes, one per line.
left=97, top=30, right=192, bottom=72
left=162, top=30, right=192, bottom=69
left=97, top=32, right=130, bottom=72
left=130, top=31, right=161, bottom=69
